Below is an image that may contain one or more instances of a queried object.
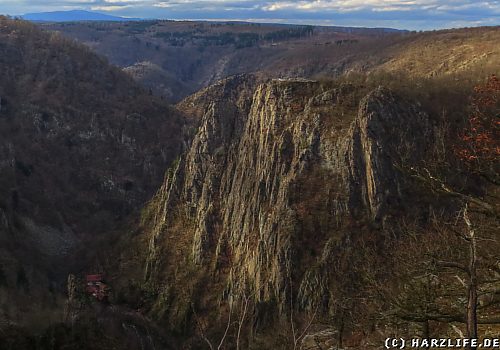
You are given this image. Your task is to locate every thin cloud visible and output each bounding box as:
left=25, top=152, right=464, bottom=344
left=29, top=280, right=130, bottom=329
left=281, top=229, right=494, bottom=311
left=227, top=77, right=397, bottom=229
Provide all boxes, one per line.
left=0, top=0, right=498, bottom=30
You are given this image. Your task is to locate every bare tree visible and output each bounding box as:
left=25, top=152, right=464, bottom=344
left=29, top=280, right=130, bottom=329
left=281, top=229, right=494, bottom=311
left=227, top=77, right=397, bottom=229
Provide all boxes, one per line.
left=463, top=206, right=478, bottom=343
left=64, top=274, right=79, bottom=327
left=236, top=291, right=252, bottom=350
left=288, top=275, right=319, bottom=350
left=192, top=301, right=232, bottom=350
left=359, top=205, right=500, bottom=348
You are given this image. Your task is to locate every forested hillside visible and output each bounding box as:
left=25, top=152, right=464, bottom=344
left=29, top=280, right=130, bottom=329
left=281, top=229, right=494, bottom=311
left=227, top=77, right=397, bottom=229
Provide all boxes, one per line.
left=0, top=17, right=185, bottom=347
left=45, top=21, right=500, bottom=103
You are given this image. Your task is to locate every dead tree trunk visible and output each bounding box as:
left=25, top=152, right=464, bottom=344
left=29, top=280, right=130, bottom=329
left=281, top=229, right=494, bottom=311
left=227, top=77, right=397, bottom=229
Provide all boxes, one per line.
left=464, top=206, right=478, bottom=347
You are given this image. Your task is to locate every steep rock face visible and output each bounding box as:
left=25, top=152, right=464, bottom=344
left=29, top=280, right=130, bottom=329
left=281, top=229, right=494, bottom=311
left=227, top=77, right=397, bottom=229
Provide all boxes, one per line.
left=346, top=89, right=432, bottom=219
left=143, top=75, right=433, bottom=324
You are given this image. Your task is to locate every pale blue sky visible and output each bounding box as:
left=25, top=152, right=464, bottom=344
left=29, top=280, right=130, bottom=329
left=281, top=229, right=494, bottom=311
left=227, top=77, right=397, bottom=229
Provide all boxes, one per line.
left=1, top=0, right=499, bottom=30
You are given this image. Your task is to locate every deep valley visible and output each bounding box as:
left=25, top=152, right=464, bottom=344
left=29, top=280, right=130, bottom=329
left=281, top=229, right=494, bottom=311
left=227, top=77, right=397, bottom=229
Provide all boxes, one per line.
left=0, top=15, right=498, bottom=350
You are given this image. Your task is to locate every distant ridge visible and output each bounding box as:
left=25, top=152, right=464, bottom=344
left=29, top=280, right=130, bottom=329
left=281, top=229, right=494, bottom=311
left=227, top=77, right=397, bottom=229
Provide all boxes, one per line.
left=22, top=10, right=141, bottom=22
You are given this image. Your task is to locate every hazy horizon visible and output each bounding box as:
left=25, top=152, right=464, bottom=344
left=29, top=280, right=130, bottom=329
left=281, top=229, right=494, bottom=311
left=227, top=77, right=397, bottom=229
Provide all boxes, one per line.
left=1, top=1, right=499, bottom=31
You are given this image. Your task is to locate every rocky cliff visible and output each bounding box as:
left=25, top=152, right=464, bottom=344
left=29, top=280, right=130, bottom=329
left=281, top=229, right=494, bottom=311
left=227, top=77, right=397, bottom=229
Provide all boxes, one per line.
left=140, top=75, right=435, bottom=335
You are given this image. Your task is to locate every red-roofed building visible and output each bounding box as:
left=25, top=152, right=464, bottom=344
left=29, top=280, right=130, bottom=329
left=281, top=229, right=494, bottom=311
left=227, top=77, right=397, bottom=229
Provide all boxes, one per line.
left=85, top=274, right=109, bottom=301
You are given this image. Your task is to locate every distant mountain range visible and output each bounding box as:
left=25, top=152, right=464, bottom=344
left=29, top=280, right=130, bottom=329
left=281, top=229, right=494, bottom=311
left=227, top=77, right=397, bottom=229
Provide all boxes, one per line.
left=22, top=10, right=141, bottom=22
